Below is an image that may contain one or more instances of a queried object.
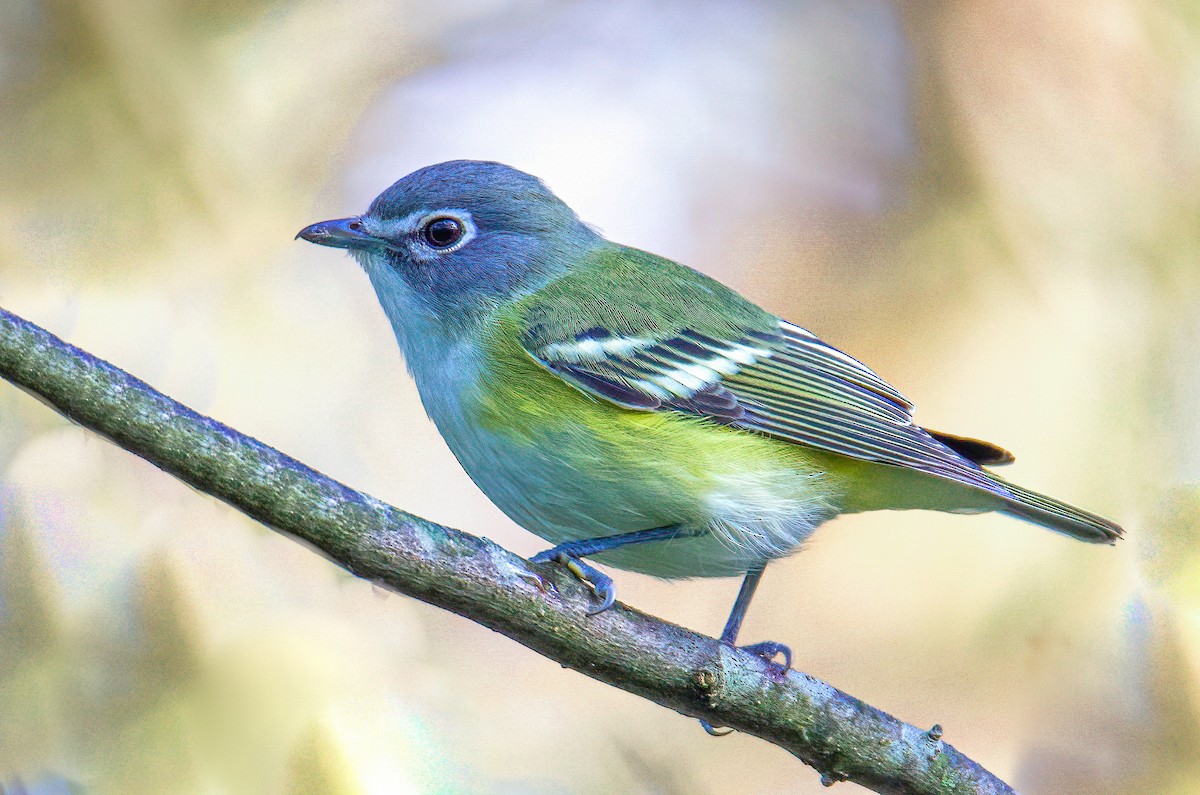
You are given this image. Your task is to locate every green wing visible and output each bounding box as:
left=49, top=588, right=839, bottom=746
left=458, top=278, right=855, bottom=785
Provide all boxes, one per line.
left=519, top=244, right=1012, bottom=498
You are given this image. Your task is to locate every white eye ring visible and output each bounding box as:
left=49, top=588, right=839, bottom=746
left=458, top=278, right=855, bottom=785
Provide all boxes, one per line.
left=414, top=210, right=475, bottom=255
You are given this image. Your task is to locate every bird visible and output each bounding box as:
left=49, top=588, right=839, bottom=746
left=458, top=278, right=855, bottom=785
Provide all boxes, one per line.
left=298, top=159, right=1123, bottom=688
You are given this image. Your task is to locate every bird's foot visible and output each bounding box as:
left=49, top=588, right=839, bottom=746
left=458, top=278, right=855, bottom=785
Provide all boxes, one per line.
left=739, top=640, right=792, bottom=673
left=530, top=549, right=616, bottom=615
left=699, top=640, right=793, bottom=737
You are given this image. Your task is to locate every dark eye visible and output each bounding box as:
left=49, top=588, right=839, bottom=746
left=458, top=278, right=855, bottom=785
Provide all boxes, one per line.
left=421, top=217, right=464, bottom=248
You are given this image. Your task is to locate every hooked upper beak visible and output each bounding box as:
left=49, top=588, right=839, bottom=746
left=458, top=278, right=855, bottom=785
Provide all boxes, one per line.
left=296, top=217, right=380, bottom=251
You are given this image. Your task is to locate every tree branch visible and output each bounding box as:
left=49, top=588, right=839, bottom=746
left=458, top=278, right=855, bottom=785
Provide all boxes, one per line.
left=0, top=305, right=1015, bottom=794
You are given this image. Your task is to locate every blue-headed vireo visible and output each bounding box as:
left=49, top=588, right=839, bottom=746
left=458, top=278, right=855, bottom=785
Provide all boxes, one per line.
left=298, top=160, right=1122, bottom=681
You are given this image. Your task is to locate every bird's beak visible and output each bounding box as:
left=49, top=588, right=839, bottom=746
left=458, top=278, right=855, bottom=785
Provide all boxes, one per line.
left=296, top=217, right=380, bottom=251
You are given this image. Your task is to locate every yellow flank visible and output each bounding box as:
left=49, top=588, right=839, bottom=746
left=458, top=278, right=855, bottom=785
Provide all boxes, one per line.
left=474, top=309, right=843, bottom=498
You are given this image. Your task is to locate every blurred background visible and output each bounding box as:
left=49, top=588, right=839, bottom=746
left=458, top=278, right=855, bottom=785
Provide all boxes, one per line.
left=0, top=1, right=1196, bottom=792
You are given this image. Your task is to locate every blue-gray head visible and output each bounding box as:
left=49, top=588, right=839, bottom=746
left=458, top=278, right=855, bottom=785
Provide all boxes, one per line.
left=298, top=160, right=599, bottom=341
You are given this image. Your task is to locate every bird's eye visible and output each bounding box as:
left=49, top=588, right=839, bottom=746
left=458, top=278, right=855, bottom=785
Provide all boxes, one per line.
left=421, top=217, right=464, bottom=249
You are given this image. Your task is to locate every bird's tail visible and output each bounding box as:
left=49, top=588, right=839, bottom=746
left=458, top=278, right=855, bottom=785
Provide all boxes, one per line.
left=992, top=477, right=1124, bottom=544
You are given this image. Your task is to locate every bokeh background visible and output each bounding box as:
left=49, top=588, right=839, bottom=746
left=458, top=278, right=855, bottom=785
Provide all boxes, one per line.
left=0, top=1, right=1197, bottom=792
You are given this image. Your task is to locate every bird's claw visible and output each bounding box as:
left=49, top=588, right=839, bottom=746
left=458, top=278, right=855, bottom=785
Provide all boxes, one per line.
left=698, top=640, right=792, bottom=736
left=700, top=720, right=734, bottom=737
left=739, top=640, right=792, bottom=672
left=530, top=550, right=616, bottom=615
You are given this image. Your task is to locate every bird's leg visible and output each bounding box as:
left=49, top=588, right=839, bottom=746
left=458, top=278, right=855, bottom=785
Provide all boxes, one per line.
left=530, top=525, right=693, bottom=615
left=717, top=563, right=792, bottom=669
left=701, top=563, right=792, bottom=737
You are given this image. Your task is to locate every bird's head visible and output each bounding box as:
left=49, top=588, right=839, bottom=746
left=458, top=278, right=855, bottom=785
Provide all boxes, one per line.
left=298, top=160, right=597, bottom=338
